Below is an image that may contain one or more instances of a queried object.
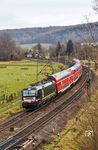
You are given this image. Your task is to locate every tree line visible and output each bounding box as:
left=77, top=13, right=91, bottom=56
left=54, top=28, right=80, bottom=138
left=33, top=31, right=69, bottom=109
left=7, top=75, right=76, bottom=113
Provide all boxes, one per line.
left=42, top=40, right=74, bottom=59
left=0, top=32, right=97, bottom=63
left=25, top=40, right=74, bottom=60
left=0, top=34, right=25, bottom=61
left=0, top=33, right=74, bottom=61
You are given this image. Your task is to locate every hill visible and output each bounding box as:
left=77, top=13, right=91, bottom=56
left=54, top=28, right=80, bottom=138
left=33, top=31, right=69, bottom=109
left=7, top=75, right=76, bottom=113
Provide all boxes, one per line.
left=0, top=22, right=98, bottom=44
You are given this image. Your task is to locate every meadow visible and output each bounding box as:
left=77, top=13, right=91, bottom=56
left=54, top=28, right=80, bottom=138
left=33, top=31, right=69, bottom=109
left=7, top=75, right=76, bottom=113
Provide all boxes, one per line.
left=0, top=59, right=65, bottom=120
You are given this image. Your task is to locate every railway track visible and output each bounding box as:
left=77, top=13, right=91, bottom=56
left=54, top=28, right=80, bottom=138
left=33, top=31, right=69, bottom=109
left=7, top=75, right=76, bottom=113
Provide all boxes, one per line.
left=0, top=68, right=90, bottom=150
left=0, top=59, right=81, bottom=133
left=0, top=104, right=45, bottom=133
left=0, top=68, right=86, bottom=133
left=0, top=86, right=73, bottom=134
left=0, top=70, right=86, bottom=133
left=0, top=111, right=26, bottom=132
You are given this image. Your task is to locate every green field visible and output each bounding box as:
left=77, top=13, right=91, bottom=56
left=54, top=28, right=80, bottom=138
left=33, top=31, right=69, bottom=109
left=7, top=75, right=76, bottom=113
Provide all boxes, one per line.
left=0, top=59, right=65, bottom=120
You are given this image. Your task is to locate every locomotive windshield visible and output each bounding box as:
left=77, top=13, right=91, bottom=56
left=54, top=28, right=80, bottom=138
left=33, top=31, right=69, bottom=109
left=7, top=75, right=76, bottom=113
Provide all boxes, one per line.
left=23, top=89, right=36, bottom=97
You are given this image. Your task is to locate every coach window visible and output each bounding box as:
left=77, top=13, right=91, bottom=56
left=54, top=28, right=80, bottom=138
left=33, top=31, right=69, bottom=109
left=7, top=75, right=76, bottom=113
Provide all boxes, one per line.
left=70, top=76, right=73, bottom=80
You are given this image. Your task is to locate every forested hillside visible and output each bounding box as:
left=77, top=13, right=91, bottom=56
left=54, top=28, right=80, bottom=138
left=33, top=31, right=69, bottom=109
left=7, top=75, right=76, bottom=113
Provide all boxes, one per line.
left=0, top=22, right=98, bottom=44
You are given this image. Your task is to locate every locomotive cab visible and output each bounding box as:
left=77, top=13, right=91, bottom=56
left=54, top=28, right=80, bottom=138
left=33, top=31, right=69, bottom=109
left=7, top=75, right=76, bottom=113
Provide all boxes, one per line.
left=22, top=86, right=41, bottom=109
left=22, top=81, right=56, bottom=109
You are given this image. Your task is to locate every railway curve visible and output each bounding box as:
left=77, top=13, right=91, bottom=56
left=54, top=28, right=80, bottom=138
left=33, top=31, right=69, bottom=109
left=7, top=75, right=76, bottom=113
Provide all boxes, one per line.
left=0, top=67, right=93, bottom=150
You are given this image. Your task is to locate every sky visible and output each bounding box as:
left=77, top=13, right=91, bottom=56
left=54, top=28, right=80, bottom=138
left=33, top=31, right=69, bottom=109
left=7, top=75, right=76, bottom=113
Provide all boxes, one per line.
left=0, top=0, right=98, bottom=30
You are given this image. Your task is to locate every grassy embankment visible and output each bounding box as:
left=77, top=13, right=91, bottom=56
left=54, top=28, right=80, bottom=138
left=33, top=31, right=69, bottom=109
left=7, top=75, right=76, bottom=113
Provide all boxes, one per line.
left=0, top=59, right=65, bottom=120
left=43, top=93, right=98, bottom=150
left=42, top=63, right=98, bottom=150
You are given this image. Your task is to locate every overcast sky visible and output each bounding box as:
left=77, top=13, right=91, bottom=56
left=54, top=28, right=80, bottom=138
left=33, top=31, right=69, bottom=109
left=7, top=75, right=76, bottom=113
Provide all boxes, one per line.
left=0, top=0, right=97, bottom=30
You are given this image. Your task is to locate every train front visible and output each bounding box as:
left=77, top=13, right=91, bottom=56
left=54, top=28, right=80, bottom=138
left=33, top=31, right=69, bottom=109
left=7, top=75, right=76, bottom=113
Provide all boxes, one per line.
left=22, top=86, right=38, bottom=109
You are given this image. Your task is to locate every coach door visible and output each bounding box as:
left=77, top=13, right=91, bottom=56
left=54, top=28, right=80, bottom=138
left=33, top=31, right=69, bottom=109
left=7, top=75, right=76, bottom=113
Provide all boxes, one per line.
left=56, top=82, right=62, bottom=93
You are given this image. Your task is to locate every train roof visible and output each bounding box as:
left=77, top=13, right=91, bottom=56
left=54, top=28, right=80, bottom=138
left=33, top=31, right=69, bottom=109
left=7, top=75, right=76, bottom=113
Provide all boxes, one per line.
left=49, top=69, right=70, bottom=82
left=22, top=80, right=55, bottom=91
left=71, top=59, right=81, bottom=70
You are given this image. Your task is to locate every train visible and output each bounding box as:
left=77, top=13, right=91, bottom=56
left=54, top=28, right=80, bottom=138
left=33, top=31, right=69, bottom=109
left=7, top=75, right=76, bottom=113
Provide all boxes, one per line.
left=21, top=59, right=82, bottom=110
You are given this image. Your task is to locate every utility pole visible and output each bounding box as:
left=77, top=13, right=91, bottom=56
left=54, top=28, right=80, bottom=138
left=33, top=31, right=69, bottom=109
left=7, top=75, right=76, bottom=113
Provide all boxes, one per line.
left=86, top=58, right=92, bottom=101
left=36, top=53, right=39, bottom=83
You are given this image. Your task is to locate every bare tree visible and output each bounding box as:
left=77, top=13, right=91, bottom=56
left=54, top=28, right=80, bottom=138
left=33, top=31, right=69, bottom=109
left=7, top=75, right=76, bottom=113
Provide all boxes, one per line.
left=0, top=34, right=25, bottom=60
left=93, top=0, right=98, bottom=12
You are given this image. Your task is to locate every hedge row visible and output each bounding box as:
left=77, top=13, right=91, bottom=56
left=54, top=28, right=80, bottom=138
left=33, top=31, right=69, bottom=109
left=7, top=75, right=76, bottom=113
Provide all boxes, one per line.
left=0, top=92, right=21, bottom=104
